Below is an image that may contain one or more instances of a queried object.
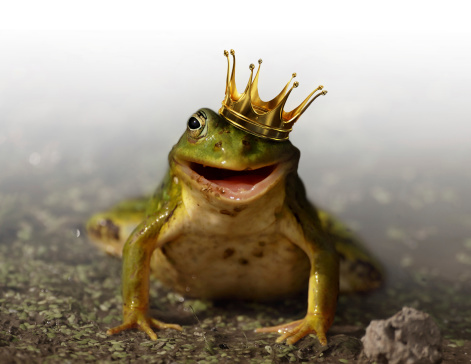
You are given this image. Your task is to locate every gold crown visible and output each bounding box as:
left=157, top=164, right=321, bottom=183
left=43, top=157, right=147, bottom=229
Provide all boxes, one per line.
left=218, top=49, right=327, bottom=141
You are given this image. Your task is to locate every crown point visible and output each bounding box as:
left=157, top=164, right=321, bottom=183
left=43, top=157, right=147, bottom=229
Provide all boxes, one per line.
left=219, top=50, right=327, bottom=141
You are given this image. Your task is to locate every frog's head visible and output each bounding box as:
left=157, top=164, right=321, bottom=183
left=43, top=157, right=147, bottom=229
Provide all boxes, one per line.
left=170, top=108, right=299, bottom=203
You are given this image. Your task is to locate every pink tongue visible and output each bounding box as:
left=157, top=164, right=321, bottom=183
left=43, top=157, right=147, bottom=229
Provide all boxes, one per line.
left=210, top=175, right=262, bottom=192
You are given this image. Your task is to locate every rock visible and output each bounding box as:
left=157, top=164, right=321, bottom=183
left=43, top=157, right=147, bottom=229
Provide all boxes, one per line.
left=361, top=307, right=442, bottom=364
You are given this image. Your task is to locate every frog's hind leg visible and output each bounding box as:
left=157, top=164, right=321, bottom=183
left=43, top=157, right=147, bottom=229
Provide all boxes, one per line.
left=86, top=197, right=148, bottom=257
left=318, top=210, right=383, bottom=293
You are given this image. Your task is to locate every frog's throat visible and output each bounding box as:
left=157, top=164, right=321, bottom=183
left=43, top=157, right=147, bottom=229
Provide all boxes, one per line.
left=173, top=158, right=293, bottom=203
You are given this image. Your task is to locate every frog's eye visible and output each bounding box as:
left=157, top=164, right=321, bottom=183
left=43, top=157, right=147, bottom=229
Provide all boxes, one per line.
left=187, top=110, right=208, bottom=139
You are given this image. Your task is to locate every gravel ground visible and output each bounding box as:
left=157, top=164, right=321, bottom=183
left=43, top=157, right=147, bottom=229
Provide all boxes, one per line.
left=1, top=119, right=470, bottom=362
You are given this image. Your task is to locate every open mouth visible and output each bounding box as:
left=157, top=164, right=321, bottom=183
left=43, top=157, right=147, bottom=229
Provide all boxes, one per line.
left=189, top=163, right=277, bottom=193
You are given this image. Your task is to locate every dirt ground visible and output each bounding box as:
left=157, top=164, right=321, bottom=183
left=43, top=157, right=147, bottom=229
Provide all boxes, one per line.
left=1, top=141, right=471, bottom=363
left=0, top=232, right=470, bottom=364
left=0, top=231, right=470, bottom=363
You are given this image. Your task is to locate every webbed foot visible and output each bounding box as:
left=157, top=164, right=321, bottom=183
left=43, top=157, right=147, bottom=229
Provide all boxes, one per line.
left=107, top=309, right=182, bottom=340
left=255, top=314, right=329, bottom=345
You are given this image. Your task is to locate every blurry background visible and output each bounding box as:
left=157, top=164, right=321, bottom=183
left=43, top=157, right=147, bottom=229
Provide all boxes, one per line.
left=0, top=0, right=470, bottom=349
left=2, top=0, right=471, bottom=276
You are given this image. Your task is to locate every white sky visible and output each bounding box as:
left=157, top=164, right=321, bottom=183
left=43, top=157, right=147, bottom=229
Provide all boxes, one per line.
left=1, top=1, right=470, bottom=33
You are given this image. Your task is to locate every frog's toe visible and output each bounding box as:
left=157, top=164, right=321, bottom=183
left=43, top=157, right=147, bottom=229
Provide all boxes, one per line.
left=107, top=321, right=158, bottom=340
left=139, top=319, right=181, bottom=340
left=107, top=314, right=182, bottom=341
left=150, top=318, right=183, bottom=332
left=140, top=322, right=159, bottom=341
left=256, top=316, right=328, bottom=346
left=107, top=321, right=158, bottom=339
left=277, top=322, right=327, bottom=346
left=255, top=319, right=303, bottom=334
left=107, top=323, right=130, bottom=336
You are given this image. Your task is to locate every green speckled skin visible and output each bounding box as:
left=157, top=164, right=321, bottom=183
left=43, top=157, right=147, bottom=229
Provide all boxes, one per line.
left=87, top=108, right=382, bottom=345
left=171, top=109, right=297, bottom=171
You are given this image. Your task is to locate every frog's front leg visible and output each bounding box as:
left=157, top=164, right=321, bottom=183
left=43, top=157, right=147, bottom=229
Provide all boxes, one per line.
left=107, top=221, right=182, bottom=340
left=256, top=247, right=338, bottom=345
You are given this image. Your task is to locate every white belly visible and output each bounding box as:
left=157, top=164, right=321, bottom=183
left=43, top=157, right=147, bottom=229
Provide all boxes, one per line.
left=152, top=230, right=310, bottom=301
left=151, top=177, right=310, bottom=300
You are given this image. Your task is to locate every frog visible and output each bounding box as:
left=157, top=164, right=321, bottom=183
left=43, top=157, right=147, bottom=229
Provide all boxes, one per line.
left=87, top=50, right=382, bottom=345
left=87, top=107, right=382, bottom=346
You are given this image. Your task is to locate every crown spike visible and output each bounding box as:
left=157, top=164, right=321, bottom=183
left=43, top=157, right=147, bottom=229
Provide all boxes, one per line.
left=283, top=85, right=327, bottom=122
left=270, top=81, right=299, bottom=124
left=243, top=64, right=255, bottom=94
left=224, top=50, right=230, bottom=95
left=229, top=49, right=241, bottom=100
left=267, top=73, right=298, bottom=109
left=265, top=72, right=297, bottom=110
left=251, top=64, right=297, bottom=112
left=250, top=59, right=264, bottom=111
left=218, top=50, right=327, bottom=141
left=232, top=63, right=256, bottom=115
left=274, top=82, right=299, bottom=110
left=289, top=90, right=328, bottom=122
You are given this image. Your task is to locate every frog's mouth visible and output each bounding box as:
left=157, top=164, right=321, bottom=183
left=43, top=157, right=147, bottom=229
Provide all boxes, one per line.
left=190, top=163, right=276, bottom=192
left=176, top=159, right=288, bottom=201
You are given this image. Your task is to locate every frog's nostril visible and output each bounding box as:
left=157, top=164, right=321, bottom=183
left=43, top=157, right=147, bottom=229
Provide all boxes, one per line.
left=214, top=141, right=223, bottom=151
left=242, top=140, right=251, bottom=149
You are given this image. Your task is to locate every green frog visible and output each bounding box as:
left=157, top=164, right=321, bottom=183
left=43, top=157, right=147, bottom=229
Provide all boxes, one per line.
left=86, top=51, right=382, bottom=346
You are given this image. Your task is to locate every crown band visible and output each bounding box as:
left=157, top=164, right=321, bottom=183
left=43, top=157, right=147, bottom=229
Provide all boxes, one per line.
left=219, top=105, right=291, bottom=141
left=219, top=49, right=327, bottom=141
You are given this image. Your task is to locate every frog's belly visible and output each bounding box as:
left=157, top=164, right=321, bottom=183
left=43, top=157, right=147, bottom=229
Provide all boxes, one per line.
left=150, top=233, right=310, bottom=301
